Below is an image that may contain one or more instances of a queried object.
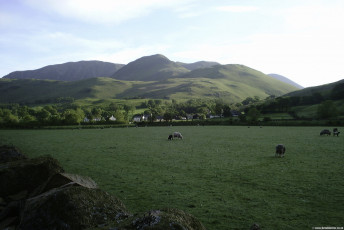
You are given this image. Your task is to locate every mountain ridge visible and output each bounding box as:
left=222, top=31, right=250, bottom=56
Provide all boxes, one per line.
left=0, top=54, right=304, bottom=105
left=111, top=54, right=190, bottom=81
left=3, top=61, right=125, bottom=81
left=268, top=73, right=303, bottom=89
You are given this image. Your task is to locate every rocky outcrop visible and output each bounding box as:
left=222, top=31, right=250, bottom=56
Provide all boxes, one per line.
left=19, top=186, right=129, bottom=230
left=107, top=208, right=207, bottom=230
left=0, top=145, right=27, bottom=163
left=0, top=155, right=64, bottom=198
left=0, top=145, right=207, bottom=230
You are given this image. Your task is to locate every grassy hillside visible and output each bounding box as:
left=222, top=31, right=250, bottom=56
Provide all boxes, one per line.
left=286, top=79, right=344, bottom=98
left=112, top=54, right=190, bottom=81
left=3, top=61, right=124, bottom=81
left=177, top=61, right=220, bottom=71
left=178, top=64, right=299, bottom=96
left=0, top=78, right=134, bottom=104
left=0, top=64, right=299, bottom=105
left=268, top=73, right=304, bottom=89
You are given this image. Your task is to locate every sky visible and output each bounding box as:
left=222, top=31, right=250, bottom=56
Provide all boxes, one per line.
left=1, top=0, right=344, bottom=87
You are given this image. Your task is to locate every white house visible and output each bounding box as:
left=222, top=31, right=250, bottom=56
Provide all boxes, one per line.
left=109, top=115, right=116, bottom=121
left=133, top=115, right=142, bottom=122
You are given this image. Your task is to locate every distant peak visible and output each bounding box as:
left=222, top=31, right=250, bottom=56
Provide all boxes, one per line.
left=141, top=54, right=169, bottom=60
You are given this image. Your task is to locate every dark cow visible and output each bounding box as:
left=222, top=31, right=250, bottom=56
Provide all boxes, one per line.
left=333, top=128, right=340, bottom=137
left=320, top=129, right=331, bottom=136
left=168, top=135, right=173, bottom=140
left=275, top=144, right=286, bottom=157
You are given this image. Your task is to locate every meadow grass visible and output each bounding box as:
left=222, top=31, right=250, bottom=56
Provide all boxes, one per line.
left=0, top=126, right=343, bottom=229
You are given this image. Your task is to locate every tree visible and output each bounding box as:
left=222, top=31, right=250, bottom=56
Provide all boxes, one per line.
left=317, top=100, right=338, bottom=119
left=0, top=109, right=19, bottom=124
left=223, top=105, right=232, bottom=117
left=247, top=107, right=260, bottom=122
left=214, top=100, right=224, bottom=116
left=123, top=104, right=135, bottom=122
left=331, top=83, right=344, bottom=100
left=91, top=107, right=103, bottom=119
left=36, top=108, right=51, bottom=123
left=63, top=108, right=85, bottom=124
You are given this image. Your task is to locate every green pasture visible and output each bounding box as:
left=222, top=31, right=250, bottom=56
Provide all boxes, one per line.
left=0, top=126, right=343, bottom=229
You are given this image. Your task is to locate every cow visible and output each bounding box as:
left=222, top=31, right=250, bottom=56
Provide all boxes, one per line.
left=173, top=132, right=183, bottom=139
left=275, top=144, right=286, bottom=157
left=333, top=128, right=340, bottom=137
left=320, top=129, right=331, bottom=136
left=168, top=134, right=173, bottom=140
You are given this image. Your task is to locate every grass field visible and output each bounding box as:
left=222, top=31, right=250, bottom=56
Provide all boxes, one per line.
left=0, top=126, right=343, bottom=229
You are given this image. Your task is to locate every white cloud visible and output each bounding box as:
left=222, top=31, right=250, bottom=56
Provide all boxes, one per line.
left=24, top=0, right=195, bottom=24
left=172, top=29, right=344, bottom=87
left=215, top=5, right=259, bottom=13
left=285, top=4, right=344, bottom=32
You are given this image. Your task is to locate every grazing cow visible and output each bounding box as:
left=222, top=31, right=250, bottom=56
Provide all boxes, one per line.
left=275, top=144, right=286, bottom=157
left=173, top=132, right=183, bottom=139
left=333, top=128, right=340, bottom=137
left=320, top=129, right=331, bottom=136
left=168, top=135, right=173, bottom=140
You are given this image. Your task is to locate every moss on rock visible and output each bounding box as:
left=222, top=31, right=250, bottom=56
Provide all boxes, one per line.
left=19, top=186, right=130, bottom=230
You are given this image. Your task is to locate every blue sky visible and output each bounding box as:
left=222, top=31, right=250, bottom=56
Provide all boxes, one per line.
left=1, top=0, right=344, bottom=87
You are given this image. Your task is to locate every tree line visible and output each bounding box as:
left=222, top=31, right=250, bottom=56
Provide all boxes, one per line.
left=0, top=99, right=234, bottom=127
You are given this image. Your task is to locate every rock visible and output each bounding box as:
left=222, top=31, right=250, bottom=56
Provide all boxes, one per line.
left=8, top=190, right=28, bottom=201
left=0, top=200, right=24, bottom=228
left=0, top=155, right=64, bottom=197
left=0, top=216, right=18, bottom=230
left=32, top=172, right=98, bottom=197
left=250, top=223, right=261, bottom=230
left=0, top=145, right=27, bottom=163
left=100, top=208, right=206, bottom=230
left=19, top=186, right=130, bottom=230
left=0, top=197, right=6, bottom=206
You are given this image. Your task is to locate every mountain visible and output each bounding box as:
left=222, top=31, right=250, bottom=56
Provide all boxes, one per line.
left=3, top=61, right=124, bottom=81
left=285, top=79, right=344, bottom=99
left=0, top=77, right=135, bottom=104
left=0, top=54, right=302, bottom=104
left=268, top=74, right=303, bottom=89
left=112, top=54, right=190, bottom=81
left=177, top=61, right=220, bottom=71
left=0, top=64, right=299, bottom=104
left=172, top=64, right=299, bottom=99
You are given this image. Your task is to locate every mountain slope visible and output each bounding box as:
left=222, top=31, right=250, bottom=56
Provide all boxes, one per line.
left=0, top=54, right=301, bottom=104
left=177, top=61, right=220, bottom=71
left=176, top=64, right=299, bottom=96
left=268, top=74, right=303, bottom=89
left=112, top=54, right=190, bottom=81
left=0, top=78, right=135, bottom=104
left=285, top=79, right=344, bottom=99
left=3, top=61, right=124, bottom=81
left=0, top=64, right=299, bottom=104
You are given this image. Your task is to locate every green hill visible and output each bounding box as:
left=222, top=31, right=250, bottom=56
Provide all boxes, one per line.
left=0, top=54, right=302, bottom=105
left=3, top=61, right=124, bottom=81
left=268, top=74, right=304, bottom=89
left=285, top=79, right=344, bottom=99
left=112, top=54, right=190, bottom=81
left=0, top=64, right=299, bottom=105
left=0, top=78, right=135, bottom=104
left=177, top=61, right=220, bottom=70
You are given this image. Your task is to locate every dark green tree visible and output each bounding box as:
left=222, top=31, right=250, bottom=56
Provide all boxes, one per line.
left=247, top=107, right=260, bottom=122
left=317, top=100, right=338, bottom=119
